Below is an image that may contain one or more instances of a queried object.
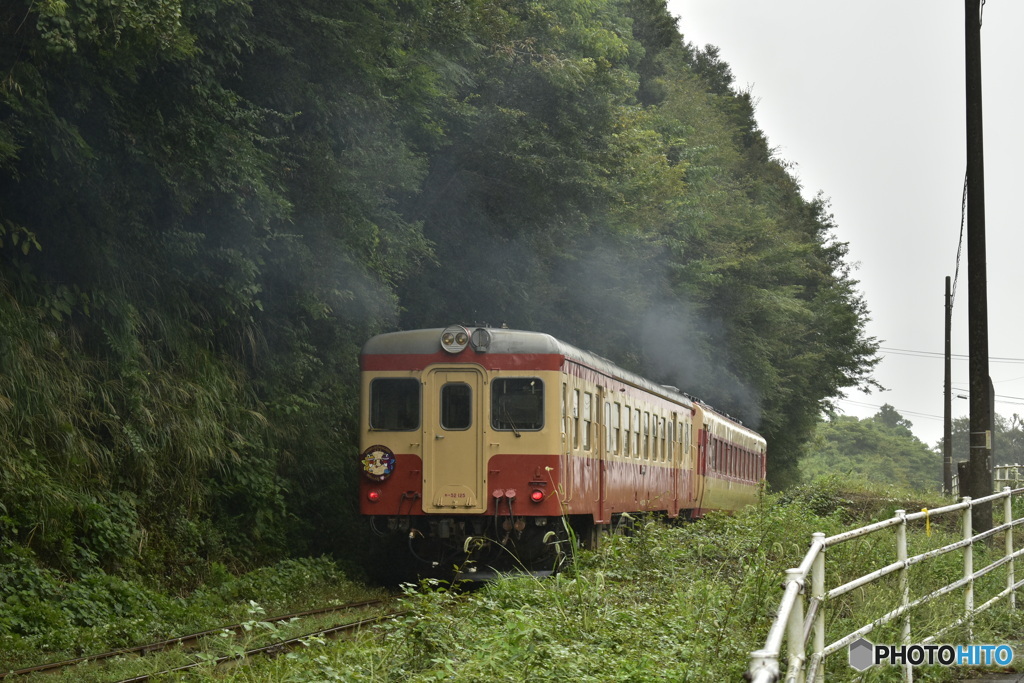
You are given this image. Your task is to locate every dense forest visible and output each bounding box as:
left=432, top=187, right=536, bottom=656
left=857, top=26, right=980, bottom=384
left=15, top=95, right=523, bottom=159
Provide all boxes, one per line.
left=0, top=0, right=878, bottom=579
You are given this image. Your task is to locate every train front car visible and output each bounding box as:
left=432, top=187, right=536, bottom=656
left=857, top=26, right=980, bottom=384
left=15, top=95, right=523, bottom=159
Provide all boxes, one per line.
left=358, top=325, right=567, bottom=576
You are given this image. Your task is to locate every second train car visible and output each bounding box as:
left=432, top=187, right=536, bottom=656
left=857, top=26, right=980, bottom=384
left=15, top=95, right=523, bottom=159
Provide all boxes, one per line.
left=358, top=325, right=766, bottom=575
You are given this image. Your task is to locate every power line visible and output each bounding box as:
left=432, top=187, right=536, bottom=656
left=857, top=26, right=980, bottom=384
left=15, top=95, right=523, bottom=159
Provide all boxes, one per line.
left=951, top=169, right=967, bottom=306
left=837, top=398, right=944, bottom=422
left=839, top=390, right=1024, bottom=426
left=879, top=346, right=1024, bottom=364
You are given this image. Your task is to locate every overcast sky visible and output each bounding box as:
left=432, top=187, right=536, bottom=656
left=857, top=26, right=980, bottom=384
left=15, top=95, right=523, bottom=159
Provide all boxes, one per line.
left=666, top=1, right=1024, bottom=450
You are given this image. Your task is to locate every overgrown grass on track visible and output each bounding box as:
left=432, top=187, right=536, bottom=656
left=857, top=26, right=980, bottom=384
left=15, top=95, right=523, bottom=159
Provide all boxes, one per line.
left=223, top=478, right=1022, bottom=682
left=6, top=477, right=1022, bottom=681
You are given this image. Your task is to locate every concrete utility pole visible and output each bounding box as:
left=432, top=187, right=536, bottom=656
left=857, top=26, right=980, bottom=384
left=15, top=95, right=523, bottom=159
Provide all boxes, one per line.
left=965, top=0, right=993, bottom=530
left=944, top=276, right=952, bottom=495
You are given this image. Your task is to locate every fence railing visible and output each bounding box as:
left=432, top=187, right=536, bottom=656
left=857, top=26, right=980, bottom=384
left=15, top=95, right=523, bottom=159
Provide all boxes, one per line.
left=747, top=486, right=1024, bottom=683
left=951, top=463, right=1024, bottom=495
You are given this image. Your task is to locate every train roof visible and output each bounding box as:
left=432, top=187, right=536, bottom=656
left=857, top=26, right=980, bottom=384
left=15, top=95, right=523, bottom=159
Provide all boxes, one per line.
left=362, top=326, right=695, bottom=410
left=701, top=406, right=767, bottom=451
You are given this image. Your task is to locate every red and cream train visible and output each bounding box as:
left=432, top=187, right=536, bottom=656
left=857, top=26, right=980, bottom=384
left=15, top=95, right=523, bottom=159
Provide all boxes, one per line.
left=358, top=325, right=766, bottom=574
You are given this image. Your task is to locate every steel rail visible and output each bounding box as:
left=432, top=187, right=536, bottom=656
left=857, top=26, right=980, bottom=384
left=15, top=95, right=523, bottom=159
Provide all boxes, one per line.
left=0, top=597, right=390, bottom=679
left=115, top=609, right=409, bottom=682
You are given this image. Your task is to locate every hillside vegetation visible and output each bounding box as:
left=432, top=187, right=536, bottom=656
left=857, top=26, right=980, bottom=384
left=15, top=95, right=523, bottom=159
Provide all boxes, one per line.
left=804, top=405, right=944, bottom=492
left=1, top=0, right=876, bottom=584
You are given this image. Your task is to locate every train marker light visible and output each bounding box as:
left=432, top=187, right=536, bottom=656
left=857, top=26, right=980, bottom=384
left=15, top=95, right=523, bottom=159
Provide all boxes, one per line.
left=530, top=489, right=545, bottom=503
left=367, top=489, right=382, bottom=503
left=441, top=325, right=470, bottom=353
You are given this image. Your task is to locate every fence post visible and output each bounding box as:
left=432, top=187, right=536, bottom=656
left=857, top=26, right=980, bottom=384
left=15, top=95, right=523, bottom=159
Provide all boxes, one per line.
left=1005, top=487, right=1015, bottom=611
left=963, top=497, right=974, bottom=641
left=785, top=568, right=806, bottom=683
left=811, top=533, right=825, bottom=683
left=895, top=510, right=912, bottom=683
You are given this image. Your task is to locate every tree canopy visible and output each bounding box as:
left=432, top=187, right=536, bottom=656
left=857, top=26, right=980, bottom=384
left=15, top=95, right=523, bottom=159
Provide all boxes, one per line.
left=0, top=0, right=878, bottom=577
left=803, top=405, right=942, bottom=492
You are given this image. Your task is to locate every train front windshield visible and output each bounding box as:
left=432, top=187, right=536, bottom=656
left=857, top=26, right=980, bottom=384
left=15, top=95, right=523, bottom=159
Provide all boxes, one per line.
left=369, top=376, right=546, bottom=433
left=370, top=378, right=420, bottom=431
left=491, top=378, right=544, bottom=431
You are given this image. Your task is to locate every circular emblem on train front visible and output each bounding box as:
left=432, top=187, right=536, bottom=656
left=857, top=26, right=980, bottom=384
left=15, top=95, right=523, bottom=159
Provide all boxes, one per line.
left=360, top=445, right=396, bottom=481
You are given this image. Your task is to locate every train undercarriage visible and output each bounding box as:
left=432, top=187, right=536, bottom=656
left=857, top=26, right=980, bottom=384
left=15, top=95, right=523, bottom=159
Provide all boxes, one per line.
left=368, top=512, right=641, bottom=582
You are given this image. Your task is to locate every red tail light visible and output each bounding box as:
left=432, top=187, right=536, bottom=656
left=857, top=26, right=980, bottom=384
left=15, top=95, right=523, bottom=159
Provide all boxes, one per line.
left=530, top=489, right=544, bottom=503
left=367, top=489, right=382, bottom=503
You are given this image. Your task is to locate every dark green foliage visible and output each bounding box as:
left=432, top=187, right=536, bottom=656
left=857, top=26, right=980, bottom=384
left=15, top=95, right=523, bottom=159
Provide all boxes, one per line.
left=0, top=0, right=877, bottom=585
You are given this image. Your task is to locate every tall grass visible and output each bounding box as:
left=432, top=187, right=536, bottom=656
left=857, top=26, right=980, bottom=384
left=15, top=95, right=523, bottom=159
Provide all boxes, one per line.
left=223, top=481, right=1021, bottom=682
left=0, top=281, right=284, bottom=581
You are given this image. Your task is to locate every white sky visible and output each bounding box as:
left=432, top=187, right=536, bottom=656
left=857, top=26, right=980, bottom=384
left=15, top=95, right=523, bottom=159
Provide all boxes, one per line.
left=666, top=1, right=1024, bottom=450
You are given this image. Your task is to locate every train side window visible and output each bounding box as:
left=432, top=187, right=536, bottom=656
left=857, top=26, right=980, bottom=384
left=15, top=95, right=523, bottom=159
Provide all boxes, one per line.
left=676, top=421, right=683, bottom=460
left=643, top=412, right=650, bottom=460
left=605, top=403, right=612, bottom=452
left=583, top=392, right=592, bottom=450
left=653, top=415, right=659, bottom=461
left=667, top=421, right=674, bottom=464
left=572, top=390, right=580, bottom=449
left=369, top=378, right=420, bottom=431
left=561, top=383, right=566, bottom=437
left=660, top=418, right=667, bottom=461
left=618, top=405, right=626, bottom=454
left=612, top=404, right=621, bottom=455
left=492, top=378, right=544, bottom=431
left=630, top=411, right=638, bottom=458
left=440, top=383, right=471, bottom=430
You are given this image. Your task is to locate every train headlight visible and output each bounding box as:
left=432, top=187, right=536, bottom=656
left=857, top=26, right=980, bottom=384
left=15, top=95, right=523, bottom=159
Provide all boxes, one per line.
left=367, top=489, right=382, bottom=503
left=441, top=325, right=470, bottom=353
left=530, top=489, right=545, bottom=503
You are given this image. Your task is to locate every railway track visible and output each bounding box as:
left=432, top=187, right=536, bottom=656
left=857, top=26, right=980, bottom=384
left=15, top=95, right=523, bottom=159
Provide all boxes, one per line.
left=1, top=597, right=403, bottom=681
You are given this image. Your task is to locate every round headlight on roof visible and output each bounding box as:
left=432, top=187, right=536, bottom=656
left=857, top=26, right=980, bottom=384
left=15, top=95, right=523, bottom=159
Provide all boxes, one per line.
left=441, top=325, right=470, bottom=353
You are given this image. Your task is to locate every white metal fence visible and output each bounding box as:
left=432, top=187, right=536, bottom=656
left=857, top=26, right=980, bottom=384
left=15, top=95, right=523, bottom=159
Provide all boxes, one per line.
left=951, top=464, right=1024, bottom=495
left=747, top=486, right=1024, bottom=683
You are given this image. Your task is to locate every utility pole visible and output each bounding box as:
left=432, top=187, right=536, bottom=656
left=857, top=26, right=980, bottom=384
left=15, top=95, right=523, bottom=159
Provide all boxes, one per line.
left=944, top=276, right=952, bottom=495
left=965, top=0, right=993, bottom=530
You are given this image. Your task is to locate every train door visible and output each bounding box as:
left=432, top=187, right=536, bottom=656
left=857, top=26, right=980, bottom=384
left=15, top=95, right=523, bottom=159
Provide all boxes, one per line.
left=597, top=387, right=608, bottom=523
left=421, top=367, right=487, bottom=514
left=670, top=412, right=679, bottom=516
left=560, top=381, right=573, bottom=502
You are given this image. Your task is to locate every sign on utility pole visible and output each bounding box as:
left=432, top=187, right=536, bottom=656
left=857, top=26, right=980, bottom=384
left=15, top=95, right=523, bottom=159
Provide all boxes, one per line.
left=965, top=0, right=993, bottom=531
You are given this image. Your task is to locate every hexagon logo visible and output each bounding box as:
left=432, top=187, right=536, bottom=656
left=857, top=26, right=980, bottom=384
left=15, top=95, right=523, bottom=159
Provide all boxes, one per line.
left=849, top=638, right=876, bottom=671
